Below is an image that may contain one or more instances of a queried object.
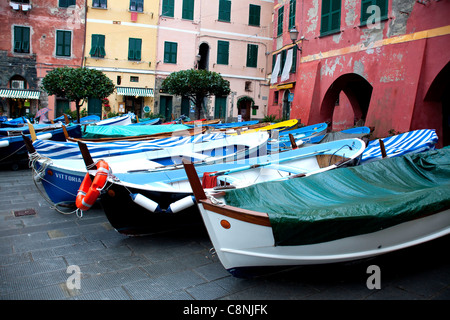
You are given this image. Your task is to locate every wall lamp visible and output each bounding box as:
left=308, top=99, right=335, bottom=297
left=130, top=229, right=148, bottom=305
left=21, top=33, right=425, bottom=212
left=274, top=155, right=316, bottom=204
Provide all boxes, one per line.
left=289, top=26, right=303, bottom=53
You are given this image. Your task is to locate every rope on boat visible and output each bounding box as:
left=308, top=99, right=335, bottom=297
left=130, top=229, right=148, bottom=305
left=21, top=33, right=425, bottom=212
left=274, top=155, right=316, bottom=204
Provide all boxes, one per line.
left=0, top=143, right=27, bottom=163
left=28, top=151, right=79, bottom=216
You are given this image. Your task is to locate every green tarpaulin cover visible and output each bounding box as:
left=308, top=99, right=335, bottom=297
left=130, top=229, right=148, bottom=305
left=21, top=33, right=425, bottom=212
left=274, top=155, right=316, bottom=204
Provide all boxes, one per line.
left=82, top=124, right=191, bottom=138
left=224, top=148, right=450, bottom=246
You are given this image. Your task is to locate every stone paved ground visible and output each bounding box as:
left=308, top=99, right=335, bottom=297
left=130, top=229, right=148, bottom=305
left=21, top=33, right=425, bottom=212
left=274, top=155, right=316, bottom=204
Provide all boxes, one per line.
left=1, top=166, right=449, bottom=310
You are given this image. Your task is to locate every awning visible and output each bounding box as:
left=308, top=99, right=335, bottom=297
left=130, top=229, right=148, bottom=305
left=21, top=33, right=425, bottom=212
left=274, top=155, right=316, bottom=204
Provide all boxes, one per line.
left=0, top=89, right=41, bottom=99
left=116, top=87, right=154, bottom=97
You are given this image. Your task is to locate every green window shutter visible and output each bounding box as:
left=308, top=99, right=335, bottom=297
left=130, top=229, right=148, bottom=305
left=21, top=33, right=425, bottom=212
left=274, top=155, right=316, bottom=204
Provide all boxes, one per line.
left=249, top=4, right=261, bottom=27
left=290, top=47, right=297, bottom=73
left=89, top=34, right=99, bottom=56
left=56, top=30, right=71, bottom=56
left=246, top=44, right=258, bottom=68
left=14, top=26, right=30, bottom=53
left=128, top=38, right=142, bottom=61
left=93, top=0, right=107, bottom=8
left=217, top=40, right=229, bottom=65
left=289, top=0, right=296, bottom=29
left=162, top=0, right=174, bottom=17
left=218, top=0, right=231, bottom=22
left=182, top=0, right=194, bottom=20
left=90, top=34, right=105, bottom=57
left=361, top=0, right=388, bottom=26
left=130, top=0, right=143, bottom=12
left=59, top=0, right=75, bottom=7
left=277, top=6, right=284, bottom=36
left=320, top=0, right=341, bottom=36
left=164, top=41, right=177, bottom=64
left=98, top=35, right=106, bottom=57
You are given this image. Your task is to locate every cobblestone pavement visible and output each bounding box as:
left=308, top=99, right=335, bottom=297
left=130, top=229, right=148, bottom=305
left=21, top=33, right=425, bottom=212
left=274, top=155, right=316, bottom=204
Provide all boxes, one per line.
left=1, top=166, right=449, bottom=306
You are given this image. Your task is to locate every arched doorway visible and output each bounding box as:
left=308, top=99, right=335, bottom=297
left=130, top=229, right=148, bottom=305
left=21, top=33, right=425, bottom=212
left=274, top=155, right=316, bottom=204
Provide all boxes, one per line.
left=198, top=43, right=210, bottom=71
left=237, top=96, right=253, bottom=121
left=320, top=73, right=373, bottom=130
left=282, top=90, right=291, bottom=120
left=423, top=61, right=450, bottom=147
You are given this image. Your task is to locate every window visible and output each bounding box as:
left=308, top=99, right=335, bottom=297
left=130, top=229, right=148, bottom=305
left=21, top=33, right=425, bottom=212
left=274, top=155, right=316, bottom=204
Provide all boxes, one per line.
left=164, top=41, right=177, bottom=64
left=277, top=6, right=284, bottom=36
left=128, top=38, right=142, bottom=61
left=162, top=0, right=174, bottom=17
left=320, top=0, right=341, bottom=36
left=59, top=0, right=75, bottom=7
left=130, top=76, right=139, bottom=82
left=361, top=0, right=388, bottom=26
left=218, top=0, right=231, bottom=22
left=92, top=0, right=107, bottom=8
left=182, top=0, right=194, bottom=20
left=13, top=26, right=30, bottom=54
left=289, top=0, right=296, bottom=29
left=249, top=4, right=261, bottom=27
left=246, top=44, right=258, bottom=68
left=130, top=0, right=144, bottom=12
left=217, top=40, right=229, bottom=65
left=56, top=30, right=71, bottom=57
left=89, top=34, right=106, bottom=58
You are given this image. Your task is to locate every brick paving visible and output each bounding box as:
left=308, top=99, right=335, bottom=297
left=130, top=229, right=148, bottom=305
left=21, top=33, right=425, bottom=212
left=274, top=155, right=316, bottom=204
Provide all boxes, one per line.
left=1, top=166, right=449, bottom=304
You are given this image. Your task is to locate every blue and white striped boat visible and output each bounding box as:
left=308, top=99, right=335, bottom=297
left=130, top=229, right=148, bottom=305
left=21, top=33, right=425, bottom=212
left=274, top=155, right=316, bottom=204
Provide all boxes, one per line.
left=32, top=132, right=226, bottom=159
left=27, top=131, right=269, bottom=206
left=361, top=129, right=438, bottom=164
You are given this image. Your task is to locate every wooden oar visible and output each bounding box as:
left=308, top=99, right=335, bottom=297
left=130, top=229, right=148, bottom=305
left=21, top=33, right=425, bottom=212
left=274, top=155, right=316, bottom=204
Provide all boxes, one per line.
left=209, top=148, right=331, bottom=177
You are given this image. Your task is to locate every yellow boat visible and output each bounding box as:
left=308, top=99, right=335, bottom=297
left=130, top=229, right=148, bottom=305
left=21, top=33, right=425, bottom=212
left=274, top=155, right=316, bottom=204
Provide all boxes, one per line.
left=227, top=119, right=298, bottom=135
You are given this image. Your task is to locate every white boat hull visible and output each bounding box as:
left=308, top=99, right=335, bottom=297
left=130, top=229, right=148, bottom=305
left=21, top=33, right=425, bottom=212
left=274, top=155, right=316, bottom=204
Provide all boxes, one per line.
left=199, top=201, right=450, bottom=275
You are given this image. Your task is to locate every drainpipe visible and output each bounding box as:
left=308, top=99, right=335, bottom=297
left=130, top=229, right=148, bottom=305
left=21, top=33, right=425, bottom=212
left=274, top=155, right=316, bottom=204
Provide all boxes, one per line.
left=81, top=1, right=87, bottom=67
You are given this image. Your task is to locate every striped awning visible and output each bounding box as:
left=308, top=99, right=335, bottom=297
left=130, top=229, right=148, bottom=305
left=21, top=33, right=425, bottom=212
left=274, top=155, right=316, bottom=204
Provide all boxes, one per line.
left=116, top=87, right=154, bottom=97
left=0, top=89, right=41, bottom=99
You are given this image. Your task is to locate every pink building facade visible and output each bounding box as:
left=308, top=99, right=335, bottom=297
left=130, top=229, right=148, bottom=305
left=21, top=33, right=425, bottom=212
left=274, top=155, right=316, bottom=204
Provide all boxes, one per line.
left=269, top=0, right=450, bottom=147
left=155, top=0, right=273, bottom=122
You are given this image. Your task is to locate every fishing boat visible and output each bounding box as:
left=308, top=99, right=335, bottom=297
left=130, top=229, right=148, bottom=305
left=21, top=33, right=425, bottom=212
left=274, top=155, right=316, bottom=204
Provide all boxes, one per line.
left=128, top=117, right=161, bottom=126
left=183, top=147, right=450, bottom=277
left=24, top=131, right=269, bottom=207
left=31, top=131, right=227, bottom=159
left=202, top=120, right=259, bottom=129
left=227, top=119, right=298, bottom=136
left=88, top=138, right=365, bottom=235
left=182, top=119, right=221, bottom=126
left=0, top=124, right=81, bottom=170
left=306, top=126, right=371, bottom=144
left=361, top=129, right=438, bottom=164
left=94, top=113, right=135, bottom=126
left=79, top=123, right=195, bottom=141
left=269, top=122, right=328, bottom=152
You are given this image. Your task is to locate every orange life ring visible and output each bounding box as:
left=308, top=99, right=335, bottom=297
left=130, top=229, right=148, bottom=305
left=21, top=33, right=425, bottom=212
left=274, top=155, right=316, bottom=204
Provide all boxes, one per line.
left=76, top=160, right=110, bottom=211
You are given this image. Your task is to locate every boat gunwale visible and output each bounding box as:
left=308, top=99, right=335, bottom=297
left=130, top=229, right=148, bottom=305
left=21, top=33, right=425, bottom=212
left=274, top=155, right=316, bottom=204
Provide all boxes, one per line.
left=199, top=198, right=271, bottom=227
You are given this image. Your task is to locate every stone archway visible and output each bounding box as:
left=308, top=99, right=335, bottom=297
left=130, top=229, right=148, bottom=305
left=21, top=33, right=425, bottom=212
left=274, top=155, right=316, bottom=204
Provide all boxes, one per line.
left=423, top=61, right=450, bottom=147
left=320, top=73, right=373, bottom=130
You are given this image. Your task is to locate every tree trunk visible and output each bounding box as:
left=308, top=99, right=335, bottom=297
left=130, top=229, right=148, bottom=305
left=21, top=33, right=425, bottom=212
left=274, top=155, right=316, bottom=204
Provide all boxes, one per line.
left=195, top=95, right=203, bottom=120
left=75, top=99, right=81, bottom=122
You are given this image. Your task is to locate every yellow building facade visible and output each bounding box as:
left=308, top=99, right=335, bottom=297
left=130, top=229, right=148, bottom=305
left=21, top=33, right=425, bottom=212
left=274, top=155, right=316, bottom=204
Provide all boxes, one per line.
left=84, top=0, right=158, bottom=119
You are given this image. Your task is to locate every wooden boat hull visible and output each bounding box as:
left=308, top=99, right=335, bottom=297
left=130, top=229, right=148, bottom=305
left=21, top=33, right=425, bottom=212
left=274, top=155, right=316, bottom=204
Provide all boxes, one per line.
left=95, top=138, right=365, bottom=235
left=99, top=182, right=203, bottom=235
left=198, top=199, right=450, bottom=277
left=183, top=148, right=450, bottom=277
left=1, top=125, right=81, bottom=170
left=29, top=132, right=269, bottom=205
